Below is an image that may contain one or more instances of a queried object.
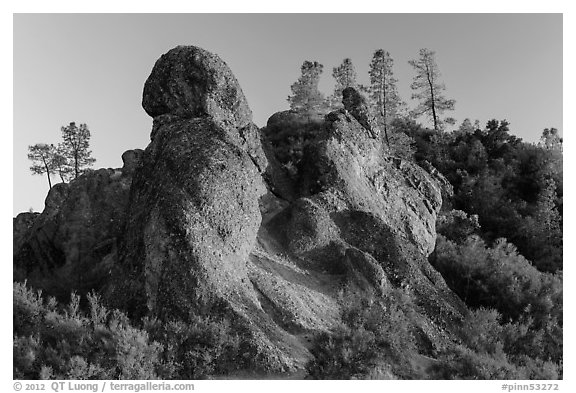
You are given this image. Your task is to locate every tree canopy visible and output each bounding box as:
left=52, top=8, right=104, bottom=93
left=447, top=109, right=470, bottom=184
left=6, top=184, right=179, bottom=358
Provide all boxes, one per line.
left=28, top=143, right=57, bottom=190
left=408, top=48, right=456, bottom=131
left=329, top=58, right=358, bottom=109
left=287, top=61, right=326, bottom=119
left=60, top=122, right=96, bottom=180
left=27, top=122, right=96, bottom=189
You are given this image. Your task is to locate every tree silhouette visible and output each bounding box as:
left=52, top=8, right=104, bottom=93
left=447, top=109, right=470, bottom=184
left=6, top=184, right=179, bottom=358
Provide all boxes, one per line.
left=409, top=49, right=455, bottom=131
left=27, top=143, right=57, bottom=190
left=329, top=58, right=358, bottom=109
left=59, top=122, right=96, bottom=180
left=287, top=61, right=326, bottom=120
left=369, top=49, right=406, bottom=146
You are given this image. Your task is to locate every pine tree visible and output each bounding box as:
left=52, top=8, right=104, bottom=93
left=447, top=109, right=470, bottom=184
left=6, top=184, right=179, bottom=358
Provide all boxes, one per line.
left=59, top=122, right=96, bottom=180
left=52, top=144, right=73, bottom=183
left=329, top=58, right=358, bottom=109
left=539, top=128, right=563, bottom=151
left=457, top=118, right=475, bottom=134
left=27, top=143, right=57, bottom=190
left=535, top=178, right=561, bottom=238
left=287, top=61, right=326, bottom=120
left=409, top=49, right=455, bottom=131
left=368, top=49, right=406, bottom=146
left=521, top=178, right=563, bottom=271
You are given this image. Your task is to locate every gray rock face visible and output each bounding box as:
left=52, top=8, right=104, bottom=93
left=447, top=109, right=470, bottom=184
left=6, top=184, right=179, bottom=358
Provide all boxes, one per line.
left=13, top=212, right=39, bottom=255
left=287, top=109, right=465, bottom=331
left=13, top=156, right=140, bottom=298
left=142, top=46, right=253, bottom=130
left=117, top=117, right=267, bottom=316
left=117, top=46, right=314, bottom=371
left=342, top=87, right=379, bottom=138
left=121, top=149, right=144, bottom=174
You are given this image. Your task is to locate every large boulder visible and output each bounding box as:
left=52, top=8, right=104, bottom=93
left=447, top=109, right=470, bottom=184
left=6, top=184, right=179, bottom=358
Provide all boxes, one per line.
left=142, top=45, right=253, bottom=130
left=116, top=116, right=267, bottom=316
left=13, top=150, right=143, bottom=298
left=116, top=46, right=314, bottom=371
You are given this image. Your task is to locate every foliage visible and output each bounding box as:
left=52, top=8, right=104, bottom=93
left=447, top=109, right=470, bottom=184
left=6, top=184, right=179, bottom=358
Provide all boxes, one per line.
left=27, top=144, right=67, bottom=190
left=539, top=128, right=563, bottom=151
left=430, top=309, right=561, bottom=379
left=262, top=114, right=324, bottom=180
left=430, top=213, right=562, bottom=371
left=398, top=120, right=562, bottom=272
left=27, top=122, right=96, bottom=188
left=306, top=288, right=419, bottom=379
left=51, top=144, right=74, bottom=183
left=143, top=315, right=242, bottom=379
left=14, top=282, right=162, bottom=379
left=59, top=122, right=96, bottom=180
left=287, top=61, right=327, bottom=120
left=13, top=282, right=243, bottom=380
left=329, top=58, right=358, bottom=109
left=408, top=48, right=456, bottom=131
left=431, top=232, right=562, bottom=326
left=307, top=282, right=561, bottom=379
left=368, top=49, right=406, bottom=146
left=436, top=209, right=480, bottom=244
left=515, top=178, right=563, bottom=271
left=387, top=118, right=416, bottom=160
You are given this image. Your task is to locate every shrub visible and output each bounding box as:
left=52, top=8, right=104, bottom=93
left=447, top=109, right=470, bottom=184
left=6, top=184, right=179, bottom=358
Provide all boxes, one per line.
left=306, top=288, right=419, bottom=379
left=263, top=115, right=324, bottom=172
left=13, top=282, right=162, bottom=379
left=14, top=280, right=250, bottom=380
left=431, top=234, right=562, bottom=326
left=430, top=308, right=561, bottom=379
left=144, top=315, right=242, bottom=379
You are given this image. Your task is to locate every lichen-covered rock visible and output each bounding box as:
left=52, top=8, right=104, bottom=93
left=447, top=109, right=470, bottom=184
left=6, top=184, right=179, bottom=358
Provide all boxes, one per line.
left=142, top=45, right=253, bottom=129
left=279, top=108, right=467, bottom=348
left=342, top=87, right=380, bottom=138
left=13, top=212, right=39, bottom=255
left=117, top=46, right=318, bottom=372
left=121, top=149, right=144, bottom=175
left=13, top=154, right=140, bottom=298
left=299, top=109, right=443, bottom=257
left=117, top=117, right=267, bottom=316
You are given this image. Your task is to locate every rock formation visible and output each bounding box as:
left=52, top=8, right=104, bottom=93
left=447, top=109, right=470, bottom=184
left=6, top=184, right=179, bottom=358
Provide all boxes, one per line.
left=14, top=45, right=467, bottom=375
left=342, top=86, right=380, bottom=139
left=13, top=150, right=142, bottom=298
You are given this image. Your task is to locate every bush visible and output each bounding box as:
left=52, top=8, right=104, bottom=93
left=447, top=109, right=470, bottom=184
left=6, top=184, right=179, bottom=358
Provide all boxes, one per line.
left=13, top=281, right=246, bottom=380
left=430, top=308, right=561, bottom=379
left=14, top=282, right=163, bottom=379
left=430, top=230, right=562, bottom=370
left=144, top=315, right=242, bottom=379
left=431, top=233, right=562, bottom=327
left=306, top=288, right=419, bottom=379
left=263, top=115, right=324, bottom=174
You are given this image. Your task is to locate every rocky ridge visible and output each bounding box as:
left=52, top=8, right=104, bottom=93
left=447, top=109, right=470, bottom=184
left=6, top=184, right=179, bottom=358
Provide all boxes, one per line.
left=14, top=45, right=466, bottom=375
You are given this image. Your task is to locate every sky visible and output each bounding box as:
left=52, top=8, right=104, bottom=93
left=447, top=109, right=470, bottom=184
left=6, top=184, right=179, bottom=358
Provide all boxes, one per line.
left=13, top=13, right=562, bottom=215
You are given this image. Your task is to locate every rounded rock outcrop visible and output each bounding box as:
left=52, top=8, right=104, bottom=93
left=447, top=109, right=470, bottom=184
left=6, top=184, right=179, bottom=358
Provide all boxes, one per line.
left=142, top=45, right=252, bottom=129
